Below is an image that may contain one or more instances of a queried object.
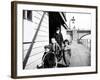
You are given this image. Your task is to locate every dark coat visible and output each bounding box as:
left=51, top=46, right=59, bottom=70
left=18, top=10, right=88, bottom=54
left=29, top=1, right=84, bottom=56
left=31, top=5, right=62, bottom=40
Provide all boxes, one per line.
left=42, top=51, right=56, bottom=68
left=54, top=32, right=63, bottom=47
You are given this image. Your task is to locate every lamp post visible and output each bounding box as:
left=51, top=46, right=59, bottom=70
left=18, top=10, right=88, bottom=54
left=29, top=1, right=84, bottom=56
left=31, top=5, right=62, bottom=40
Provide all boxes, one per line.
left=71, top=16, right=78, bottom=42
left=69, top=16, right=75, bottom=30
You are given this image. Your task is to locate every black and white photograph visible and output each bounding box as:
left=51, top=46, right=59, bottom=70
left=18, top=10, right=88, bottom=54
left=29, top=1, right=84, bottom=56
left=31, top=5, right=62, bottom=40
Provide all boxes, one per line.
left=23, top=10, right=91, bottom=69
left=11, top=1, right=97, bottom=78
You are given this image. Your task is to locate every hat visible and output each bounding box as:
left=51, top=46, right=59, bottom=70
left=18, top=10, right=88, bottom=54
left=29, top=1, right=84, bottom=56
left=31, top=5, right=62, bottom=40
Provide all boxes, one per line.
left=44, top=45, right=51, bottom=49
left=56, top=27, right=60, bottom=31
left=63, top=39, right=69, bottom=45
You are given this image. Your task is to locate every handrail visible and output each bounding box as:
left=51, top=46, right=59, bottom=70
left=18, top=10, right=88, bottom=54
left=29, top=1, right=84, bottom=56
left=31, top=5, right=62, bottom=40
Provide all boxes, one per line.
left=29, top=51, right=44, bottom=57
left=33, top=28, right=48, bottom=33
left=24, top=46, right=43, bottom=51
left=23, top=12, right=46, bottom=69
left=23, top=40, right=48, bottom=44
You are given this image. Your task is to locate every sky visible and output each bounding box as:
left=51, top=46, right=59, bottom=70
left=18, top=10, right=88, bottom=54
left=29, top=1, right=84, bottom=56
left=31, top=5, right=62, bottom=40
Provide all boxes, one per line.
left=65, top=12, right=91, bottom=30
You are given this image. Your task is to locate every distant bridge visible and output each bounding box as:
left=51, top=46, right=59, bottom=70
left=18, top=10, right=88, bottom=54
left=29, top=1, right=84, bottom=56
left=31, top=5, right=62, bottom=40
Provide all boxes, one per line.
left=67, top=30, right=91, bottom=41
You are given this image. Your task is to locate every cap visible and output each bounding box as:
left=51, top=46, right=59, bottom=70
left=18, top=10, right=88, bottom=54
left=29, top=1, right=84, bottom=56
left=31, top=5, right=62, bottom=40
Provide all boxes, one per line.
left=44, top=45, right=51, bottom=49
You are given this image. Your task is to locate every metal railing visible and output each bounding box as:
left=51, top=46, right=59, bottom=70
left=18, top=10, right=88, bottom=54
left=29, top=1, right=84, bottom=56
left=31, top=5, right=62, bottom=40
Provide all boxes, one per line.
left=79, top=39, right=91, bottom=50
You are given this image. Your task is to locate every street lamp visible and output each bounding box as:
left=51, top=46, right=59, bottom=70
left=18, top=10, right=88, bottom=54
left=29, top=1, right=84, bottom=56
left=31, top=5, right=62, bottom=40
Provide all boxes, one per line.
left=69, top=16, right=75, bottom=30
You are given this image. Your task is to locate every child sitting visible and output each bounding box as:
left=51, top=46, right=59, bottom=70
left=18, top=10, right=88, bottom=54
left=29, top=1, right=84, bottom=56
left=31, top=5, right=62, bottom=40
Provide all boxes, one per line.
left=37, top=45, right=56, bottom=68
left=51, top=38, right=62, bottom=62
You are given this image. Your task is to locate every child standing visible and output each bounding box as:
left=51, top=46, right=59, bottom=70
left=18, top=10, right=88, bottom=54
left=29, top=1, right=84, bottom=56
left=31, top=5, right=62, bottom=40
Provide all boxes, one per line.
left=63, top=39, right=71, bottom=67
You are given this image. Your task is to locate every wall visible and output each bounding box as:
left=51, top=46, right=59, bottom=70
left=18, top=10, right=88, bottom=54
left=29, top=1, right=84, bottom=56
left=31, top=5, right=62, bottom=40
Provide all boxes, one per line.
left=23, top=11, right=49, bottom=69
left=0, top=0, right=100, bottom=80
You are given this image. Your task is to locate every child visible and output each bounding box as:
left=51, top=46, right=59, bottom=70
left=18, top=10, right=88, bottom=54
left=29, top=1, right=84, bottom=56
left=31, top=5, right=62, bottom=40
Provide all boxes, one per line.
left=51, top=38, right=62, bottom=62
left=37, top=45, right=56, bottom=68
left=63, top=39, right=71, bottom=67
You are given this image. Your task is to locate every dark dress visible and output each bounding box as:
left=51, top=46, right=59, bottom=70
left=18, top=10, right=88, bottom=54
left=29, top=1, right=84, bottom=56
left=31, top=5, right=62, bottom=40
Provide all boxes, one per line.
left=63, top=48, right=71, bottom=67
left=54, top=32, right=63, bottom=61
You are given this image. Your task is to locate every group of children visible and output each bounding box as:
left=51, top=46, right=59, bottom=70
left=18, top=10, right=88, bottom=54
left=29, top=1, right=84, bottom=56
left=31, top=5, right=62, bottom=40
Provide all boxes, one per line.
left=37, top=38, right=71, bottom=68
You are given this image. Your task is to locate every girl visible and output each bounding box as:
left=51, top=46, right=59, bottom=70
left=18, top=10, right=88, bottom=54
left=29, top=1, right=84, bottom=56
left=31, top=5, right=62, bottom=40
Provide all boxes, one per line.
left=63, top=39, right=71, bottom=67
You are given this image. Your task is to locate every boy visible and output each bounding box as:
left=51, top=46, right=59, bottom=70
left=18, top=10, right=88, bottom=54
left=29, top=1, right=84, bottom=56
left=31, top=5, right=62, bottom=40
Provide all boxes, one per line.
left=51, top=38, right=63, bottom=63
left=37, top=45, right=56, bottom=68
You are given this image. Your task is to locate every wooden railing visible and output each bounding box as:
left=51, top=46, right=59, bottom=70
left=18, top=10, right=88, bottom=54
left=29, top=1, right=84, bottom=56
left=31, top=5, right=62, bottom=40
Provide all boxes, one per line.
left=23, top=12, right=47, bottom=69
